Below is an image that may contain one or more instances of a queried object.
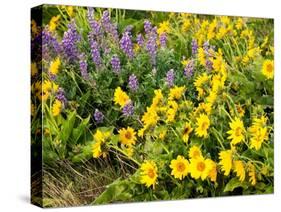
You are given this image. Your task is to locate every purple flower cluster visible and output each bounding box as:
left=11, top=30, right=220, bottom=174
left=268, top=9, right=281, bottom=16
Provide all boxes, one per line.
left=191, top=39, right=198, bottom=56
left=144, top=20, right=152, bottom=35
left=56, top=88, right=67, bottom=106
left=184, top=60, right=195, bottom=78
left=61, top=20, right=81, bottom=61
left=120, top=31, right=134, bottom=59
left=166, top=69, right=174, bottom=87
left=79, top=53, right=89, bottom=80
left=42, top=28, right=62, bottom=60
left=87, top=8, right=102, bottom=37
left=136, top=34, right=144, bottom=47
left=94, top=109, right=104, bottom=124
left=89, top=35, right=102, bottom=67
left=146, top=27, right=158, bottom=66
left=128, top=74, right=139, bottom=92
left=111, top=55, right=121, bottom=74
left=101, top=10, right=119, bottom=42
left=122, top=101, right=134, bottom=117
left=159, top=33, right=167, bottom=48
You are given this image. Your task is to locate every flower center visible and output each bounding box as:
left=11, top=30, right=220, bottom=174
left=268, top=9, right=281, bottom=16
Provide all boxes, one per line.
left=176, top=162, right=186, bottom=172
left=197, top=161, right=206, bottom=172
left=235, top=127, right=242, bottom=137
left=183, top=126, right=190, bottom=135
left=201, top=121, right=208, bottom=131
left=125, top=132, right=132, bottom=139
left=147, top=168, right=155, bottom=179
left=266, top=64, right=273, bottom=73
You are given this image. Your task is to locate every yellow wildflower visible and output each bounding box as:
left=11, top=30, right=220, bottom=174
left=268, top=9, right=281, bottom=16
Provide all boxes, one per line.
left=189, top=145, right=203, bottom=159
left=227, top=117, right=245, bottom=146
left=114, top=87, right=130, bottom=108
left=170, top=155, right=189, bottom=180
left=49, top=15, right=60, bottom=32
left=52, top=100, right=62, bottom=117
left=262, top=59, right=274, bottom=79
left=195, top=114, right=210, bottom=138
left=189, top=157, right=213, bottom=180
left=157, top=21, right=170, bottom=35
left=182, top=122, right=193, bottom=143
left=233, top=160, right=245, bottom=182
left=119, top=127, right=137, bottom=146
left=140, top=161, right=158, bottom=189
left=219, top=150, right=232, bottom=176
left=168, top=86, right=185, bottom=100
left=49, top=57, right=61, bottom=76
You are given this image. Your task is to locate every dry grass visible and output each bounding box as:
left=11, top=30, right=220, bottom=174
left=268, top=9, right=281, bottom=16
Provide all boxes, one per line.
left=42, top=156, right=135, bottom=208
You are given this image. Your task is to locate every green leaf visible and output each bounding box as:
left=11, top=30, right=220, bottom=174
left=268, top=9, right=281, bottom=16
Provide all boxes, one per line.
left=224, top=178, right=248, bottom=193
left=60, top=111, right=76, bottom=144
left=72, top=115, right=91, bottom=144
left=93, top=178, right=133, bottom=204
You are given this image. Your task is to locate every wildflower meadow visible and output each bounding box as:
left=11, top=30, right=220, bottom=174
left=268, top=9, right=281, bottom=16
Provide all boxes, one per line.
left=31, top=5, right=274, bottom=207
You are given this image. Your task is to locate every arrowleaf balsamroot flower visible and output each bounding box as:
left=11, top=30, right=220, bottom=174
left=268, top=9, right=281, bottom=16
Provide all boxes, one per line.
left=119, top=127, right=137, bottom=146
left=233, top=160, right=246, bottom=182
left=195, top=114, right=210, bottom=138
left=170, top=155, right=189, bottom=180
left=114, top=87, right=130, bottom=108
left=92, top=130, right=111, bottom=158
left=189, top=157, right=213, bottom=180
left=262, top=59, right=274, bottom=79
left=52, top=99, right=62, bottom=117
left=49, top=57, right=61, bottom=76
left=182, top=122, right=193, bottom=143
left=219, top=150, right=233, bottom=176
left=189, top=145, right=203, bottom=159
left=140, top=161, right=158, bottom=189
left=227, top=117, right=245, bottom=146
left=168, top=86, right=185, bottom=100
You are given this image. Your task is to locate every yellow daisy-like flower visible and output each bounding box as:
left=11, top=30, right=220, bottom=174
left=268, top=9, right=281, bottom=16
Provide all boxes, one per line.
left=151, top=89, right=164, bottom=107
left=189, top=157, right=213, bottom=180
left=140, top=161, right=158, bottom=189
left=219, top=150, right=233, bottom=176
left=168, top=86, right=185, bottom=100
left=249, top=127, right=268, bottom=150
left=92, top=130, right=111, bottom=158
left=141, top=106, right=159, bottom=127
left=52, top=100, right=62, bottom=117
left=170, top=155, right=189, bottom=180
left=208, top=159, right=217, bottom=182
left=189, top=145, right=203, bottom=159
left=49, top=57, right=61, bottom=76
left=119, top=127, right=137, bottom=146
left=198, top=47, right=206, bottom=66
left=181, top=19, right=191, bottom=32
left=247, top=162, right=256, bottom=186
left=49, top=15, right=60, bottom=32
left=262, top=59, right=274, bottom=79
left=114, top=87, right=130, bottom=108
left=233, top=160, right=245, bottom=182
left=182, top=122, right=193, bottom=143
left=157, top=21, right=171, bottom=35
left=195, top=114, right=210, bottom=138
left=227, top=117, right=245, bottom=146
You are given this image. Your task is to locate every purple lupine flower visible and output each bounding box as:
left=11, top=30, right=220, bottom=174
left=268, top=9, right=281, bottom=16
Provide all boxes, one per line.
left=94, top=109, right=104, bottom=124
left=111, top=55, right=121, bottom=74
left=89, top=35, right=102, bottom=67
left=166, top=69, right=174, bottom=87
left=136, top=34, right=144, bottom=46
left=128, top=74, right=139, bottom=92
left=79, top=53, right=89, bottom=80
left=101, top=10, right=111, bottom=32
left=191, top=39, right=198, bottom=56
left=101, top=10, right=119, bottom=42
left=206, top=59, right=213, bottom=71
left=159, top=33, right=167, bottom=48
left=144, top=20, right=152, bottom=35
left=61, top=20, right=81, bottom=61
left=146, top=27, right=158, bottom=66
left=122, top=101, right=134, bottom=117
left=184, top=60, right=195, bottom=78
left=203, top=41, right=210, bottom=52
left=42, top=28, right=62, bottom=60
left=56, top=88, right=68, bottom=106
left=120, top=31, right=134, bottom=59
